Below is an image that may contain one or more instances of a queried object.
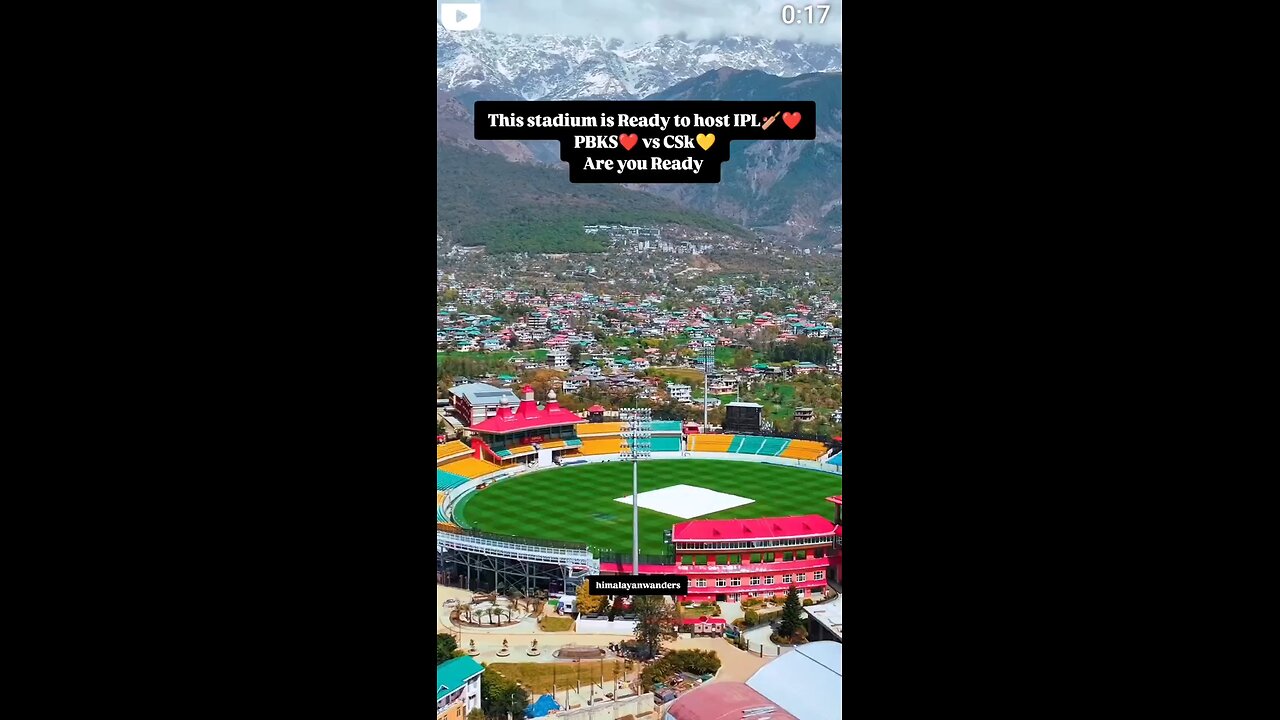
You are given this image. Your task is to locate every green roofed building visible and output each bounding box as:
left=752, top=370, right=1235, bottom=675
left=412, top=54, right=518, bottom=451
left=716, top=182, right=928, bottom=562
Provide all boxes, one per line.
left=436, top=655, right=484, bottom=720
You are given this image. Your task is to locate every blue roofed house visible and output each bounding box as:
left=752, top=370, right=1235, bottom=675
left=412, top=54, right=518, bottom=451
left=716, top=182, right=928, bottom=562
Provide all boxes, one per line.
left=437, top=655, right=484, bottom=720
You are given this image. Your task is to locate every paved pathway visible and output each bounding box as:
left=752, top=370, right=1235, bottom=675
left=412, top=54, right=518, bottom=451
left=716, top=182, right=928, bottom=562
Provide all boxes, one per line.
left=436, top=585, right=773, bottom=682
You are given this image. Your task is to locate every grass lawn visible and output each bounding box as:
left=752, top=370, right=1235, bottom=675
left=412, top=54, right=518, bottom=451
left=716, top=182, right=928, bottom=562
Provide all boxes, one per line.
left=743, top=383, right=797, bottom=421
left=490, top=661, right=627, bottom=694
left=539, top=616, right=575, bottom=632
left=652, top=367, right=705, bottom=384
left=453, top=460, right=842, bottom=556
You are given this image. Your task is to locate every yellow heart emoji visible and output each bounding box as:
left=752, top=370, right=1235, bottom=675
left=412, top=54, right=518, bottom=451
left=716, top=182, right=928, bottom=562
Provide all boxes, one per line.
left=696, top=133, right=716, bottom=151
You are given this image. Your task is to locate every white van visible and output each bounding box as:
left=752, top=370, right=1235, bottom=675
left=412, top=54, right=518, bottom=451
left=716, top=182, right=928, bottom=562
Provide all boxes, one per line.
left=558, top=594, right=576, bottom=614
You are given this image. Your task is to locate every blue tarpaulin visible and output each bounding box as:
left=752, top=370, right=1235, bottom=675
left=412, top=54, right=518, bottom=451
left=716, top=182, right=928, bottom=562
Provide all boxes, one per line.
left=525, top=694, right=560, bottom=718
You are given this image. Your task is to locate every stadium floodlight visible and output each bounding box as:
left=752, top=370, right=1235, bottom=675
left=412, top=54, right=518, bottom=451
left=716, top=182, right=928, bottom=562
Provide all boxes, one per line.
left=619, top=407, right=652, bottom=572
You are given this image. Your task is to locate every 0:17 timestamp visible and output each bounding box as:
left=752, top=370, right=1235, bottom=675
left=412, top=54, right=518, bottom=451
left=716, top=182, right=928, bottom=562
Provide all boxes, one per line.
left=781, top=4, right=831, bottom=25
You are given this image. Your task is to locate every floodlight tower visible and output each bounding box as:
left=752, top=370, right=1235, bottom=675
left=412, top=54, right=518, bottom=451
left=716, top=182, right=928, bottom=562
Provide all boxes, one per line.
left=619, top=407, right=652, bottom=572
left=700, top=345, right=715, bottom=430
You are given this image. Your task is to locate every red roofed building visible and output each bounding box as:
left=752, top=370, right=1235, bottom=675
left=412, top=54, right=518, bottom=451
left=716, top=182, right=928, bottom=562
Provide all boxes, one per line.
left=669, top=514, right=835, bottom=601
left=664, top=682, right=798, bottom=720
left=465, top=386, right=583, bottom=465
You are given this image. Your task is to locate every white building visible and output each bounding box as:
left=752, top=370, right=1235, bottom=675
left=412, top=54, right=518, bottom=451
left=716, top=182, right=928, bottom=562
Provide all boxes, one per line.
left=547, top=348, right=570, bottom=370
left=667, top=383, right=692, bottom=402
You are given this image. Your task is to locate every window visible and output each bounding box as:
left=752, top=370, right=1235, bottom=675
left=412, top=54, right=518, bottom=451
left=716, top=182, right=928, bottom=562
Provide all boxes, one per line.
left=765, top=576, right=775, bottom=585
left=783, top=574, right=793, bottom=583
left=796, top=573, right=807, bottom=582
left=696, top=555, right=707, bottom=565
left=716, top=555, right=729, bottom=565
left=750, top=553, right=762, bottom=563
left=813, top=571, right=824, bottom=581
left=730, top=554, right=741, bottom=564
left=715, top=579, right=727, bottom=587
left=749, top=577, right=761, bottom=585
left=695, top=579, right=708, bottom=588
left=765, top=552, right=775, bottom=562
left=796, top=550, right=806, bottom=560
left=784, top=551, right=794, bottom=561
left=730, top=577, right=742, bottom=586
left=814, top=548, right=824, bottom=559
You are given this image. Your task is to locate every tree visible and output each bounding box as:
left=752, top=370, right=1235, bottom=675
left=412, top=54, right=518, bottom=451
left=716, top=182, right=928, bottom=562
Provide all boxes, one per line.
left=576, top=580, right=606, bottom=614
left=633, top=595, right=678, bottom=659
left=468, top=709, right=486, bottom=720
left=437, top=633, right=458, bottom=665
left=481, top=667, right=530, bottom=719
left=778, top=585, right=804, bottom=638
left=569, top=343, right=583, bottom=363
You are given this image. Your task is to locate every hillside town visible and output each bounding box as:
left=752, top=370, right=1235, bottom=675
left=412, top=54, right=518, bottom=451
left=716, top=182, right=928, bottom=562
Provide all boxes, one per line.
left=436, top=279, right=843, bottom=440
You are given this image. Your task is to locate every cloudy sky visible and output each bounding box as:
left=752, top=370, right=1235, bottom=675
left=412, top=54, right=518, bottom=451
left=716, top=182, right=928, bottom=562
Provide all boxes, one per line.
left=438, top=0, right=842, bottom=44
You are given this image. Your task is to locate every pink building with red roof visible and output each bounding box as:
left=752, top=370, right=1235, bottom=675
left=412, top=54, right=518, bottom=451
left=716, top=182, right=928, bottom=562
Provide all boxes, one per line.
left=600, top=513, right=838, bottom=602
left=465, top=386, right=585, bottom=464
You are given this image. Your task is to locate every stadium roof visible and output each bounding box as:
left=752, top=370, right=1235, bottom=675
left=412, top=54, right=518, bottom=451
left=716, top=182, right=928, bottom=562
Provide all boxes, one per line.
left=666, top=682, right=798, bottom=720
left=436, top=655, right=484, bottom=701
left=804, top=595, right=842, bottom=640
left=469, top=386, right=580, bottom=434
left=449, top=383, right=520, bottom=406
left=826, top=496, right=842, bottom=505
left=746, top=642, right=843, bottom=720
left=673, top=515, right=835, bottom=541
left=726, top=401, right=763, bottom=408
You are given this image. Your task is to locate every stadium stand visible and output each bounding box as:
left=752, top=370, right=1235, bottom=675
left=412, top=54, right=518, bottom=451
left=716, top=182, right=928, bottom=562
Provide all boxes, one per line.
left=650, top=436, right=681, bottom=452
left=437, top=491, right=452, bottom=524
left=828, top=452, right=842, bottom=466
left=506, top=445, right=536, bottom=456
left=720, top=435, right=792, bottom=456
left=579, top=437, right=626, bottom=455
left=539, top=440, right=567, bottom=450
left=564, top=439, right=582, bottom=448
left=438, top=456, right=504, bottom=479
left=576, top=422, right=625, bottom=436
left=651, top=421, right=684, bottom=432
left=437, top=440, right=471, bottom=463
left=781, top=439, right=828, bottom=461
left=758, top=437, right=791, bottom=456
left=689, top=434, right=735, bottom=453
left=437, top=468, right=470, bottom=491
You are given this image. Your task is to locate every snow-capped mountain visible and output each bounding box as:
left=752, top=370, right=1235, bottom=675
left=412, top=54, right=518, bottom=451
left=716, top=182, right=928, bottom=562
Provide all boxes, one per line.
left=436, top=24, right=842, bottom=102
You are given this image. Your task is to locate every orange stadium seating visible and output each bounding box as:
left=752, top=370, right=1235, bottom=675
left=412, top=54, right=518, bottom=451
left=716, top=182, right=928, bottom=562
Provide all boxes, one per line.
left=689, top=434, right=735, bottom=452
left=538, top=440, right=567, bottom=450
left=436, top=440, right=471, bottom=463
left=439, top=456, right=504, bottom=479
left=575, top=422, right=625, bottom=436
left=578, top=437, right=626, bottom=455
left=780, top=439, right=828, bottom=461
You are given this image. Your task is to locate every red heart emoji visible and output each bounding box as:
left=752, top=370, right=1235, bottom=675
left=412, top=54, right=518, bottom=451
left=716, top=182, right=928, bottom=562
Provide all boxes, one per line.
left=619, top=134, right=638, bottom=151
left=782, top=112, right=802, bottom=129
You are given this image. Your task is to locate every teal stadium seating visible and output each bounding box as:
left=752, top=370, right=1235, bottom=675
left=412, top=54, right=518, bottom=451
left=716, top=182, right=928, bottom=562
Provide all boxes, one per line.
left=650, top=437, right=681, bottom=452
left=758, top=437, right=790, bottom=456
left=725, top=435, right=792, bottom=456
left=650, top=421, right=683, bottom=432
left=437, top=469, right=469, bottom=491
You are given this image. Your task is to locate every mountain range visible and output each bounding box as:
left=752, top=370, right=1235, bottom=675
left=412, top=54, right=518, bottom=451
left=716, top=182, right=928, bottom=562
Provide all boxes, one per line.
left=436, top=28, right=843, bottom=247
left=437, top=25, right=841, bottom=103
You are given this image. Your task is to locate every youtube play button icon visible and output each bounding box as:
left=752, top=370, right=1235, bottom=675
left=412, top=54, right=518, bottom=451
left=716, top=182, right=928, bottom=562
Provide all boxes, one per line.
left=441, top=3, right=481, bottom=31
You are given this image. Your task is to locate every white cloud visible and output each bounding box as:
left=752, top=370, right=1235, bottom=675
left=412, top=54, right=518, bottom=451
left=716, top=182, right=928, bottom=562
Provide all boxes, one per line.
left=437, top=0, right=843, bottom=44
